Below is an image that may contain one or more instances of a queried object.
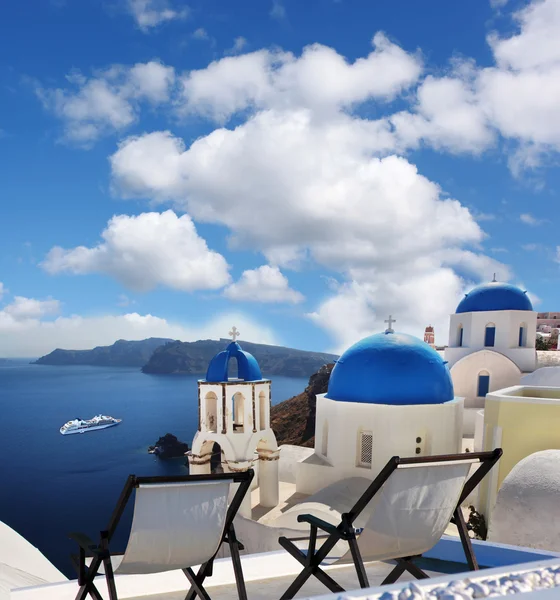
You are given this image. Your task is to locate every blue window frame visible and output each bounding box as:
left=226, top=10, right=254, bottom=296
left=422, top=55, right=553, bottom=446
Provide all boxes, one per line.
left=485, top=326, right=496, bottom=347
left=478, top=374, right=490, bottom=397
left=519, top=326, right=525, bottom=347
left=458, top=327, right=463, bottom=347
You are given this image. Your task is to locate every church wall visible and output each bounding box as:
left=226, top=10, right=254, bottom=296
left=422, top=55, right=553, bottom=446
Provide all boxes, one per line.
left=450, top=351, right=522, bottom=435
left=296, top=395, right=463, bottom=495
left=447, top=311, right=537, bottom=372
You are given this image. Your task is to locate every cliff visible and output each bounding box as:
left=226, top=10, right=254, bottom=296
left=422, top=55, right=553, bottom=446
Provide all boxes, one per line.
left=142, top=339, right=338, bottom=378
left=34, top=338, right=173, bottom=367
left=270, top=362, right=334, bottom=447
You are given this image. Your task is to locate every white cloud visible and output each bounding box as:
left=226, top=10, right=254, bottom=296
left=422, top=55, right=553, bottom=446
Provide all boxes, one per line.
left=225, top=265, right=304, bottom=303
left=36, top=61, right=175, bottom=144
left=109, top=113, right=499, bottom=349
left=192, top=28, right=209, bottom=40
left=42, top=211, right=231, bottom=292
left=390, top=73, right=494, bottom=154
left=126, top=0, right=188, bottom=31
left=270, top=0, right=286, bottom=20
left=0, top=283, right=4, bottom=300
left=225, top=37, right=248, bottom=56
left=3, top=296, right=60, bottom=320
left=520, top=212, right=546, bottom=225
left=0, top=307, right=276, bottom=358
left=178, top=33, right=422, bottom=121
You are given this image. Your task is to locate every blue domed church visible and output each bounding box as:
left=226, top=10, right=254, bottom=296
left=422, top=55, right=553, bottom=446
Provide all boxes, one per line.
left=294, top=325, right=464, bottom=496
left=444, top=279, right=537, bottom=435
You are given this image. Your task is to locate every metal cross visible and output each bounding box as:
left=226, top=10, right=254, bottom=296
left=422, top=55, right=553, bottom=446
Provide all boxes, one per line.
left=384, top=315, right=396, bottom=332
left=229, top=326, right=240, bottom=342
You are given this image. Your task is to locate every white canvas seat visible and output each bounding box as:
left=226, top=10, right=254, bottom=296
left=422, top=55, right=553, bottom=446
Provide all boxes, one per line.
left=70, top=471, right=254, bottom=600
left=278, top=450, right=502, bottom=599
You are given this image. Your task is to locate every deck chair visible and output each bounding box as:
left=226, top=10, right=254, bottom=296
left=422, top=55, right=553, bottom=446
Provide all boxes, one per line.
left=278, top=449, right=502, bottom=599
left=69, top=469, right=254, bottom=600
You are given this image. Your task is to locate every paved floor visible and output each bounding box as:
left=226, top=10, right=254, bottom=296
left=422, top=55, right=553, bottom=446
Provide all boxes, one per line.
left=129, top=560, right=442, bottom=600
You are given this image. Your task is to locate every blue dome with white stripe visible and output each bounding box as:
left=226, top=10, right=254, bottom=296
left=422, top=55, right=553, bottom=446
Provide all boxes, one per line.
left=456, top=282, right=533, bottom=314
left=326, top=331, right=454, bottom=406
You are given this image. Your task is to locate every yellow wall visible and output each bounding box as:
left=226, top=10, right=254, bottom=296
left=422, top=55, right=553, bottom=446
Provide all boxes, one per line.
left=481, top=396, right=560, bottom=518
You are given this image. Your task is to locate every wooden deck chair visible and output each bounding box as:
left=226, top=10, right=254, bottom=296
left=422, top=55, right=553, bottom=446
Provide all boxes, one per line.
left=69, top=469, right=254, bottom=600
left=278, top=449, right=502, bottom=599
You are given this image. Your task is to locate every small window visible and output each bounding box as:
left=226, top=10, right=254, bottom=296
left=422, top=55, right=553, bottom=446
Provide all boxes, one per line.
left=519, top=326, right=525, bottom=347
left=458, top=326, right=463, bottom=347
left=358, top=432, right=373, bottom=468
left=484, top=325, right=496, bottom=347
left=478, top=373, right=490, bottom=398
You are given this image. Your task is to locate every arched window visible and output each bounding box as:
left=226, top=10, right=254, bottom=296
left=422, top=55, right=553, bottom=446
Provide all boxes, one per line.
left=484, top=323, right=496, bottom=347
left=227, top=356, right=239, bottom=380
left=232, top=392, right=244, bottom=433
left=519, top=323, right=527, bottom=347
left=205, top=392, right=218, bottom=433
left=457, top=325, right=464, bottom=347
left=259, top=391, right=267, bottom=431
left=477, top=370, right=490, bottom=398
left=321, top=421, right=329, bottom=457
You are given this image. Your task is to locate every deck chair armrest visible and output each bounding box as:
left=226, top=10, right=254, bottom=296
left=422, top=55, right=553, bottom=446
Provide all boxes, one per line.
left=296, top=514, right=338, bottom=536
left=68, top=532, right=102, bottom=555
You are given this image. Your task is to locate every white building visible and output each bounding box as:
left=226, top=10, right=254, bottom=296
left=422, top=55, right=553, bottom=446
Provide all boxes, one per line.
left=445, top=281, right=537, bottom=435
left=188, top=330, right=280, bottom=516
left=294, top=328, right=464, bottom=495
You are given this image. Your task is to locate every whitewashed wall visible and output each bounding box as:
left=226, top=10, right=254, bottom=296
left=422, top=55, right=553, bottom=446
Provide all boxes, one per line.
left=450, top=351, right=521, bottom=435
left=446, top=310, right=537, bottom=373
left=296, top=395, right=463, bottom=495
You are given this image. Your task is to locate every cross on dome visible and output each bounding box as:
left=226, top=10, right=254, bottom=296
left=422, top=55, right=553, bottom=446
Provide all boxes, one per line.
left=229, top=326, right=240, bottom=342
left=384, top=315, right=396, bottom=333
left=492, top=273, right=497, bottom=282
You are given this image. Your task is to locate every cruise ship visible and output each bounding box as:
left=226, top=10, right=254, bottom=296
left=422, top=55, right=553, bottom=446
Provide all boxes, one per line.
left=59, top=415, right=122, bottom=435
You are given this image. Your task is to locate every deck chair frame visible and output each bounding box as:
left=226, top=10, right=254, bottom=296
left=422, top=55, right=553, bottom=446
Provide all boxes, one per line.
left=278, top=449, right=502, bottom=600
left=69, top=469, right=254, bottom=600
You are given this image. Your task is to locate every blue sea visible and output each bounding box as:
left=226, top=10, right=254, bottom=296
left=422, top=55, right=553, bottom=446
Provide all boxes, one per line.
left=0, top=361, right=307, bottom=577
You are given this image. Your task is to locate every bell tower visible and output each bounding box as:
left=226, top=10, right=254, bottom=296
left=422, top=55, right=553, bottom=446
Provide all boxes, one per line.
left=188, top=328, right=280, bottom=515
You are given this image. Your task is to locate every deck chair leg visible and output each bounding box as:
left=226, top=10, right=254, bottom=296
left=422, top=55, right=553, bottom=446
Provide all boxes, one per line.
left=184, top=567, right=212, bottom=600
left=454, top=507, right=479, bottom=571
left=228, top=525, right=248, bottom=600
left=399, top=557, right=429, bottom=580
left=184, top=561, right=213, bottom=600
left=74, top=556, right=105, bottom=600
left=347, top=534, right=369, bottom=589
left=381, top=561, right=407, bottom=585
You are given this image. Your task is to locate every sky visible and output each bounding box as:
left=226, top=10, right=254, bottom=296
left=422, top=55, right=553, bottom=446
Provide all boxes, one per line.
left=1, top=0, right=560, bottom=357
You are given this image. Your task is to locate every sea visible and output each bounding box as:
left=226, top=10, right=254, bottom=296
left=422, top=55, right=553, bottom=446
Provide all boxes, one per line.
left=0, top=360, right=308, bottom=577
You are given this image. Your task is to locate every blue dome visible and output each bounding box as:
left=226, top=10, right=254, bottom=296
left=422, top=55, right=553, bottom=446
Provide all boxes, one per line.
left=205, top=341, right=263, bottom=382
left=326, top=331, right=454, bottom=406
left=456, top=282, right=533, bottom=314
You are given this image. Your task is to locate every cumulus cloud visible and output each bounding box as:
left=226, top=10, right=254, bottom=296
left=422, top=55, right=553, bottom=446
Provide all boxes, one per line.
left=178, top=33, right=422, bottom=121
left=3, top=296, right=60, bottom=320
left=42, top=211, right=230, bottom=292
left=224, top=265, right=304, bottom=303
left=0, top=306, right=276, bottom=358
left=36, top=61, right=175, bottom=144
left=109, top=113, right=502, bottom=348
left=125, top=0, right=188, bottom=31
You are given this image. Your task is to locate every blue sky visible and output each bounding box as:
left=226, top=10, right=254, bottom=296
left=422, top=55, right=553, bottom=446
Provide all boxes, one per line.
left=1, top=0, right=559, bottom=357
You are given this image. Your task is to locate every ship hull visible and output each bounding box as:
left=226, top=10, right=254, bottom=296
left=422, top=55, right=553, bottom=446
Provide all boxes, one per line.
left=60, top=421, right=121, bottom=435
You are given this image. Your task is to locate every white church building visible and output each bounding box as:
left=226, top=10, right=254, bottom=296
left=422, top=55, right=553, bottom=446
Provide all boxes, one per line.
left=444, top=280, right=537, bottom=435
